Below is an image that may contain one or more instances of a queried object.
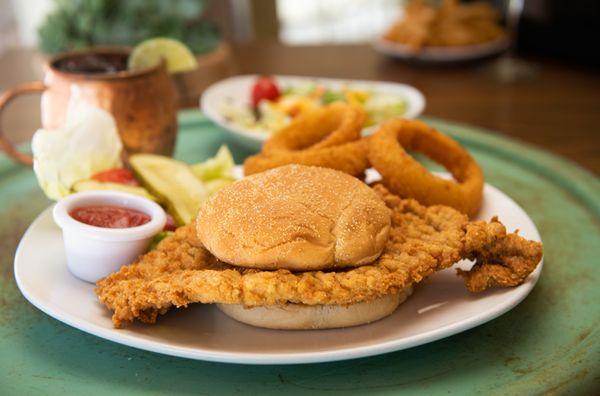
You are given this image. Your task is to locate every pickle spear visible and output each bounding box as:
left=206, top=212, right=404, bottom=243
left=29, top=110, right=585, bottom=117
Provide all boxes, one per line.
left=129, top=154, right=209, bottom=224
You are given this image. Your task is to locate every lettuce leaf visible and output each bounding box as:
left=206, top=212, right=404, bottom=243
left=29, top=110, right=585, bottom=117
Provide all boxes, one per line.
left=32, top=104, right=123, bottom=200
left=191, top=145, right=235, bottom=182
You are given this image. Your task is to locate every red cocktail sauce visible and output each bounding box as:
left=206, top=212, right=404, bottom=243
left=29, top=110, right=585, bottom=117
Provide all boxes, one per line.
left=70, top=205, right=151, bottom=228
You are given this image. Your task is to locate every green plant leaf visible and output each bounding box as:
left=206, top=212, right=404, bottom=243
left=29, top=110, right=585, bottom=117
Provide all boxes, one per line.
left=38, top=0, right=220, bottom=54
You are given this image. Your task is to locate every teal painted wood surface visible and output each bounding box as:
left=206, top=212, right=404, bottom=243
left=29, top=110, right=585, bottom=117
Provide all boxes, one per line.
left=1, top=111, right=598, bottom=395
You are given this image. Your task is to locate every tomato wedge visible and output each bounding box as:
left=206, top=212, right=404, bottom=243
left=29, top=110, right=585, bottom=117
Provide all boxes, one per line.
left=163, top=214, right=177, bottom=231
left=91, top=168, right=140, bottom=186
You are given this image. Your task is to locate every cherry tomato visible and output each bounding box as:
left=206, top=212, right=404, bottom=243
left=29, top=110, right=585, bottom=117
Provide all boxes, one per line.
left=251, top=76, right=280, bottom=107
left=91, top=168, right=139, bottom=186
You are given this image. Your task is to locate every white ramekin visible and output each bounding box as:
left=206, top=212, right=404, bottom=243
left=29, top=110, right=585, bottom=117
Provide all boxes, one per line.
left=53, top=190, right=167, bottom=283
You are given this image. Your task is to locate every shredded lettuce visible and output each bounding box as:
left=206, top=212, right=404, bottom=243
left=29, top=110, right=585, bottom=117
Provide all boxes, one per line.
left=257, top=101, right=290, bottom=133
left=32, top=104, right=123, bottom=200
left=363, top=94, right=407, bottom=125
left=191, top=145, right=235, bottom=182
left=190, top=145, right=236, bottom=196
left=220, top=101, right=289, bottom=135
left=321, top=90, right=346, bottom=104
left=282, top=83, right=316, bottom=97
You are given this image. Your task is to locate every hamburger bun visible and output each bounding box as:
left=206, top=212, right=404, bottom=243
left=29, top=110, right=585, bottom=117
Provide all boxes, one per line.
left=217, top=287, right=413, bottom=330
left=196, top=164, right=391, bottom=271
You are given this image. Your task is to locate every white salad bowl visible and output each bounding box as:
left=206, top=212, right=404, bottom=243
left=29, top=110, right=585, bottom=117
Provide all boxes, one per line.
left=53, top=190, right=167, bottom=283
left=201, top=74, right=426, bottom=151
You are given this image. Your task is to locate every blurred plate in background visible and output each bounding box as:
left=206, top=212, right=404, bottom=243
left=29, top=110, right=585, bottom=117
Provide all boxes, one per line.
left=372, top=36, right=510, bottom=63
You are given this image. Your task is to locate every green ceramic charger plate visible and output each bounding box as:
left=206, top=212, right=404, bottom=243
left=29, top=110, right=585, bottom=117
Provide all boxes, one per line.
left=1, top=111, right=598, bottom=395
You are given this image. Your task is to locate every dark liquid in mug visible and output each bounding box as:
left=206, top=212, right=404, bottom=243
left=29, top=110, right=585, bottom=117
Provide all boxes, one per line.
left=53, top=53, right=128, bottom=74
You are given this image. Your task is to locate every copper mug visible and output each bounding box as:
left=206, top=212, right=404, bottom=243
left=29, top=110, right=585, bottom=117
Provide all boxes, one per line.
left=0, top=47, right=178, bottom=166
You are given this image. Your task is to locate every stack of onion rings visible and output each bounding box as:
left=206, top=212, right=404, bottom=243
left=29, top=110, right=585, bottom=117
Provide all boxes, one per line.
left=243, top=103, right=484, bottom=217
left=243, top=103, right=369, bottom=176
left=367, top=118, right=484, bottom=217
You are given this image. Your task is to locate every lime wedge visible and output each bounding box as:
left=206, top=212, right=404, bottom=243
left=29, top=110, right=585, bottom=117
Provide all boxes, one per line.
left=128, top=38, right=198, bottom=73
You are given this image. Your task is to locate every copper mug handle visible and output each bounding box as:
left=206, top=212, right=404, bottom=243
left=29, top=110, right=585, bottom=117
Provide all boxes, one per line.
left=0, top=81, right=46, bottom=166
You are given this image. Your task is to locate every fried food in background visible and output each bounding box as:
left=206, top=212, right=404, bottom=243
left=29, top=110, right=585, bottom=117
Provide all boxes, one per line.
left=368, top=118, right=484, bottom=217
left=96, top=165, right=542, bottom=328
left=384, top=0, right=506, bottom=50
left=244, top=103, right=369, bottom=176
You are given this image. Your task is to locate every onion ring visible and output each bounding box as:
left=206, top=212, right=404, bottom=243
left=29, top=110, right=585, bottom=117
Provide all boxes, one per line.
left=367, top=118, right=484, bottom=217
left=244, top=103, right=369, bottom=176
left=262, top=102, right=366, bottom=154
left=244, top=140, right=369, bottom=176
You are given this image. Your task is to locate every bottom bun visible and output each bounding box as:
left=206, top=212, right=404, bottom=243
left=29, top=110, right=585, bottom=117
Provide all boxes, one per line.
left=217, top=287, right=413, bottom=330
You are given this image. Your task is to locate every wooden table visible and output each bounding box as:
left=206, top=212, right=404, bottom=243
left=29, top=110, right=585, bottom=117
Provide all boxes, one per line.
left=1, top=43, right=599, bottom=173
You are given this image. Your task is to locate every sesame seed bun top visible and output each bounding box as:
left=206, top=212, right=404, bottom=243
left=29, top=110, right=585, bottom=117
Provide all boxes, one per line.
left=196, top=164, right=391, bottom=271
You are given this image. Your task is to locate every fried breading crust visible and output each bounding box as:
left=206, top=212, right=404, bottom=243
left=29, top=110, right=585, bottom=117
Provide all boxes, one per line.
left=457, top=218, right=543, bottom=292
left=96, top=185, right=542, bottom=327
left=243, top=140, right=369, bottom=177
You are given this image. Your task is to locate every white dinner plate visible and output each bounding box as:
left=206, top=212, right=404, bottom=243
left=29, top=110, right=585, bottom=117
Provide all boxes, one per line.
left=201, top=75, right=425, bottom=151
left=14, top=168, right=542, bottom=365
left=372, top=37, right=510, bottom=63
